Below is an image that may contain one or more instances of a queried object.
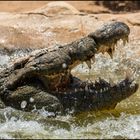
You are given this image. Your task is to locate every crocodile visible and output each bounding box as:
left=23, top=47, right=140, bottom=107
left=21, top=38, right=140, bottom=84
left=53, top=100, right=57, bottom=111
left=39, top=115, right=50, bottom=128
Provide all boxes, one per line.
left=0, top=21, right=138, bottom=115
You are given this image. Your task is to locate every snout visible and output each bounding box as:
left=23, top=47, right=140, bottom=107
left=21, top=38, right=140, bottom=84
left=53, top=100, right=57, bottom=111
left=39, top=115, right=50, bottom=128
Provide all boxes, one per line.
left=88, top=21, right=130, bottom=46
left=111, top=78, right=139, bottom=102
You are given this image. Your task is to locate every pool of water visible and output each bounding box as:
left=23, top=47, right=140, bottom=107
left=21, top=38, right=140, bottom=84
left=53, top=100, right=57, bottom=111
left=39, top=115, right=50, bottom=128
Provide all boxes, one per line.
left=0, top=40, right=140, bottom=139
left=0, top=89, right=140, bottom=139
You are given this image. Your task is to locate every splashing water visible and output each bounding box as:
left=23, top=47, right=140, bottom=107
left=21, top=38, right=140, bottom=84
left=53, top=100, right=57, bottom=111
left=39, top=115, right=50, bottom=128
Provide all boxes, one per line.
left=0, top=39, right=140, bottom=139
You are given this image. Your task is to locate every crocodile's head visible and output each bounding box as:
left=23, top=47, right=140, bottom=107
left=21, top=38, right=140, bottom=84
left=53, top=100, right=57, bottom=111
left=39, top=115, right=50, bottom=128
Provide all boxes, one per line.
left=88, top=21, right=130, bottom=58
left=1, top=21, right=138, bottom=114
left=49, top=21, right=138, bottom=112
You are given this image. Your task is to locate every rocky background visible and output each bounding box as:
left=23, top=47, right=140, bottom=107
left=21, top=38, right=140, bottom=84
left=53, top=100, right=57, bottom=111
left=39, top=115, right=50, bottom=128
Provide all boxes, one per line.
left=0, top=1, right=139, bottom=50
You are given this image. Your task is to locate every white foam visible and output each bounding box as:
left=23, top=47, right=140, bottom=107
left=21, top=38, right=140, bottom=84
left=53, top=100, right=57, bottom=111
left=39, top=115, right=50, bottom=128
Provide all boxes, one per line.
left=0, top=119, right=46, bottom=139
left=0, top=55, right=9, bottom=66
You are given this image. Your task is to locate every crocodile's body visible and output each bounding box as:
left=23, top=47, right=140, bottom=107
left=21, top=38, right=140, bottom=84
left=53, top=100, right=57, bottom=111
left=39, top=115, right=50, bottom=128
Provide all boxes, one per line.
left=0, top=21, right=138, bottom=115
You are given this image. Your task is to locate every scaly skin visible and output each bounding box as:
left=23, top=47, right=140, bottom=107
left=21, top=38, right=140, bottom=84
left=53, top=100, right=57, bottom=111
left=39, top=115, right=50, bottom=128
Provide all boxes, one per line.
left=0, top=21, right=138, bottom=114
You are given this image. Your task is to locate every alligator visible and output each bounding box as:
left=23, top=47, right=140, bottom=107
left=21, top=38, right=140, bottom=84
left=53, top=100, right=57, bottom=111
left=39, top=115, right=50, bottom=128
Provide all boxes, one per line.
left=0, top=21, right=139, bottom=115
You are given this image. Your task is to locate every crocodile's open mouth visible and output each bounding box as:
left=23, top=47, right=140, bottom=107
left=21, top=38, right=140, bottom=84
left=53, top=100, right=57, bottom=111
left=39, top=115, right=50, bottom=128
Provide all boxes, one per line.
left=49, top=22, right=139, bottom=111
left=53, top=37, right=138, bottom=111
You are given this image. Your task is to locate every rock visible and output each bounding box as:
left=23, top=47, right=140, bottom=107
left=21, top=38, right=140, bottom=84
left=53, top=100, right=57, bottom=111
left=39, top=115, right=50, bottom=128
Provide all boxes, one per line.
left=30, top=1, right=80, bottom=16
left=0, top=26, right=49, bottom=54
left=127, top=14, right=140, bottom=26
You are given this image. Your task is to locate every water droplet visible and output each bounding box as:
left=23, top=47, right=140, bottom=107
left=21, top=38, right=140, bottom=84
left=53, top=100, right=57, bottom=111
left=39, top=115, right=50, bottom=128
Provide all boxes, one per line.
left=29, top=97, right=34, bottom=103
left=21, top=100, right=27, bottom=109
left=62, top=63, right=67, bottom=69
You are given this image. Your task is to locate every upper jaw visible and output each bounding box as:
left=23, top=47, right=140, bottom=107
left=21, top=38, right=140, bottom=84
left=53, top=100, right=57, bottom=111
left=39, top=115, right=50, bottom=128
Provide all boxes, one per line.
left=83, top=34, right=129, bottom=69
left=96, top=35, right=129, bottom=59
left=85, top=21, right=130, bottom=66
left=68, top=22, right=130, bottom=70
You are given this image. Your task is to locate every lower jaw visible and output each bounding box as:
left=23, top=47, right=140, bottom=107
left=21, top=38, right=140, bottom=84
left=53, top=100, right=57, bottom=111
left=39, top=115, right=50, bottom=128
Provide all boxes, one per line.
left=49, top=75, right=138, bottom=111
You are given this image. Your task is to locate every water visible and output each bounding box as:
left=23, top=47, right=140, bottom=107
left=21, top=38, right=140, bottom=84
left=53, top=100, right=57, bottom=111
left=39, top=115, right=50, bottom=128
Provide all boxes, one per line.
left=0, top=95, right=140, bottom=139
left=0, top=40, right=140, bottom=139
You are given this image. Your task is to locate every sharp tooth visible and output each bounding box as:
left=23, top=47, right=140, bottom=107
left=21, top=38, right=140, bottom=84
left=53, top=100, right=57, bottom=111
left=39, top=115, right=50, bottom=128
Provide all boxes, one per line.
left=81, top=62, right=84, bottom=68
left=116, top=40, right=119, bottom=47
left=126, top=36, right=129, bottom=43
left=107, top=48, right=113, bottom=59
left=99, top=77, right=102, bottom=82
left=95, top=90, right=98, bottom=94
left=86, top=60, right=92, bottom=69
left=122, top=82, right=125, bottom=86
left=132, top=80, right=136, bottom=84
left=80, top=88, right=83, bottom=91
left=125, top=70, right=130, bottom=80
left=123, top=38, right=127, bottom=46
left=95, top=48, right=97, bottom=51
left=89, top=89, right=93, bottom=93
left=111, top=44, right=115, bottom=52
left=99, top=77, right=109, bottom=85
left=87, top=80, right=90, bottom=84
left=125, top=69, right=135, bottom=82
left=102, top=50, right=105, bottom=54
left=109, top=78, right=115, bottom=87
left=130, top=81, right=136, bottom=87
left=85, top=85, right=89, bottom=92
left=106, top=87, right=109, bottom=91
left=88, top=80, right=92, bottom=84
left=75, top=88, right=78, bottom=92
left=91, top=56, right=95, bottom=63
left=95, top=80, right=99, bottom=85
left=130, top=84, right=134, bottom=88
